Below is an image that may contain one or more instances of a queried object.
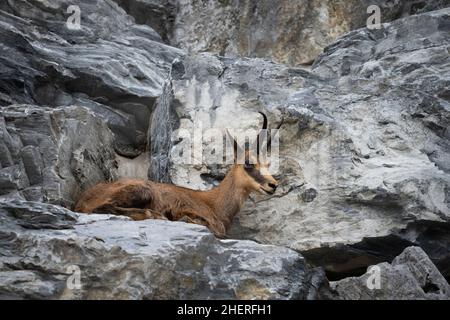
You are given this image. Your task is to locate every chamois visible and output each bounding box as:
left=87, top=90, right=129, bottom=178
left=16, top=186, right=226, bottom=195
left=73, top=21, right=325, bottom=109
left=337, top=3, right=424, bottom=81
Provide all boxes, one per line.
left=74, top=112, right=282, bottom=237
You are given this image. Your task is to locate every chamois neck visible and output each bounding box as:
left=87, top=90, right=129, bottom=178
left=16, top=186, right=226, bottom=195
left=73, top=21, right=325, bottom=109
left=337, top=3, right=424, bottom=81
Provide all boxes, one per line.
left=207, top=166, right=251, bottom=227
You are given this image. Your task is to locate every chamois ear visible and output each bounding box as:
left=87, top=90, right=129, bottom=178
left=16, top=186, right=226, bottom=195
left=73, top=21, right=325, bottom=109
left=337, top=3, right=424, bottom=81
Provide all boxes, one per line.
left=225, top=129, right=244, bottom=163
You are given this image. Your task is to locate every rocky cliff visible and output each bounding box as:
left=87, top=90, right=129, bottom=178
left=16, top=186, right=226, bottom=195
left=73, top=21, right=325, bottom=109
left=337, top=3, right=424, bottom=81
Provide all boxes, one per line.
left=0, top=0, right=449, bottom=299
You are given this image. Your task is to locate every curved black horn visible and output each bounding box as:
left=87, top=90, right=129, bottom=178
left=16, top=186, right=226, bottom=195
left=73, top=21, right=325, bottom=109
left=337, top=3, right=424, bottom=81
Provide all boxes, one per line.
left=256, top=112, right=268, bottom=158
left=258, top=111, right=268, bottom=130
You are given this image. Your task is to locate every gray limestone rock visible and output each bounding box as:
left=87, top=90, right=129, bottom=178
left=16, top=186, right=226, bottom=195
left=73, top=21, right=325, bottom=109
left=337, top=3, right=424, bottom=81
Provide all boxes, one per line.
left=0, top=0, right=183, bottom=157
left=0, top=199, right=324, bottom=299
left=0, top=105, right=118, bottom=207
left=126, top=0, right=450, bottom=66
left=329, top=247, right=450, bottom=300
left=148, top=9, right=450, bottom=279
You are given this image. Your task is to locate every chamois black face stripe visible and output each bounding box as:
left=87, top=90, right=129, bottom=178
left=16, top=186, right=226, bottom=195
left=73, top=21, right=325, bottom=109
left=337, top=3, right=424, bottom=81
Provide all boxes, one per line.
left=244, top=166, right=266, bottom=184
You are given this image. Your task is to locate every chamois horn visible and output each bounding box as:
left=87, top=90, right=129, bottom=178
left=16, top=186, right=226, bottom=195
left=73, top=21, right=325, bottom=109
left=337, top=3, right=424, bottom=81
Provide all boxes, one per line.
left=256, top=112, right=283, bottom=155
left=256, top=112, right=268, bottom=158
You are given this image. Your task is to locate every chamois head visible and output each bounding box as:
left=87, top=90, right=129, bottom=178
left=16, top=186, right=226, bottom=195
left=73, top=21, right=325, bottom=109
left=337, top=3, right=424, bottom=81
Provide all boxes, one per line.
left=228, top=112, right=283, bottom=195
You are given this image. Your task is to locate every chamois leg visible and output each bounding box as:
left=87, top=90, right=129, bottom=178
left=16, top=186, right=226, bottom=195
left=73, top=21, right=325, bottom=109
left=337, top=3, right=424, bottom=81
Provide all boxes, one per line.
left=121, top=207, right=168, bottom=221
left=177, top=212, right=226, bottom=238
left=94, top=204, right=167, bottom=221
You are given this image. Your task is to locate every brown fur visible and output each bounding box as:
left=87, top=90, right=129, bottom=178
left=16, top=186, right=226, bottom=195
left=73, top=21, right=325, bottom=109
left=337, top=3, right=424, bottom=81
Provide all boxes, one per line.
left=74, top=163, right=277, bottom=237
left=75, top=112, right=281, bottom=237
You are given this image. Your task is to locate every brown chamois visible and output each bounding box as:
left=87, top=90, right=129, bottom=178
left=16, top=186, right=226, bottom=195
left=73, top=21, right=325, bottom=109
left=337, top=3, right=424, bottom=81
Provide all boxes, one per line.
left=74, top=112, right=282, bottom=237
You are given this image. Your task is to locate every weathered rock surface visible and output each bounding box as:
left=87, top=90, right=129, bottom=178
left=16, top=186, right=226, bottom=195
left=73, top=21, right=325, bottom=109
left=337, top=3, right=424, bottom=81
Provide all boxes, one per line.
left=1, top=0, right=450, bottom=300
left=150, top=8, right=450, bottom=279
left=112, top=0, right=176, bottom=43
left=0, top=105, right=118, bottom=208
left=329, top=247, right=450, bottom=300
left=0, top=0, right=182, bottom=157
left=0, top=199, right=323, bottom=299
left=124, top=0, right=450, bottom=66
